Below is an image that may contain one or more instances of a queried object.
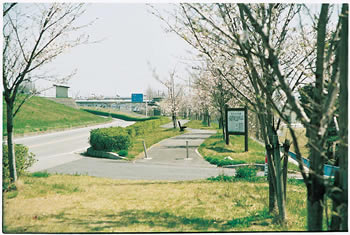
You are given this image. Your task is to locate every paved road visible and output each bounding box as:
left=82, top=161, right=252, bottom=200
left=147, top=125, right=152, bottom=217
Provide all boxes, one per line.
left=15, top=119, right=135, bottom=172
left=16, top=119, right=235, bottom=180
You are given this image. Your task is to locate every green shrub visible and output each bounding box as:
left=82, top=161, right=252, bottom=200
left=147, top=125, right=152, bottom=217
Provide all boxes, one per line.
left=31, top=171, right=50, bottom=178
left=90, top=127, right=132, bottom=152
left=118, top=150, right=128, bottom=157
left=3, top=144, right=36, bottom=190
left=89, top=117, right=171, bottom=153
left=207, top=174, right=235, bottom=182
left=235, top=167, right=257, bottom=179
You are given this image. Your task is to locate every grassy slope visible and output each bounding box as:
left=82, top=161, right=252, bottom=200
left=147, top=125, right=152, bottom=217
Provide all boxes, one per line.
left=3, top=96, right=110, bottom=136
left=3, top=174, right=308, bottom=233
left=83, top=107, right=157, bottom=121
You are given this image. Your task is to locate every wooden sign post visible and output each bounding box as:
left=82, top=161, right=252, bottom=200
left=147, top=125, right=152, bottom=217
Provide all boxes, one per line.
left=225, top=106, right=248, bottom=152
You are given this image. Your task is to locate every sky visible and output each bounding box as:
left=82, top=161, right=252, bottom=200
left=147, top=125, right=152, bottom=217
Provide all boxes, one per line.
left=38, top=3, right=196, bottom=99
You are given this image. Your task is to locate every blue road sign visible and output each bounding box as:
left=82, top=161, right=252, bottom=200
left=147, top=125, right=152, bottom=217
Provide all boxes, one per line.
left=131, top=93, right=143, bottom=103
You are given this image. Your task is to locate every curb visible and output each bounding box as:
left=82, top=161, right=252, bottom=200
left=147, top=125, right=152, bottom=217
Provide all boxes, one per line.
left=86, top=147, right=126, bottom=160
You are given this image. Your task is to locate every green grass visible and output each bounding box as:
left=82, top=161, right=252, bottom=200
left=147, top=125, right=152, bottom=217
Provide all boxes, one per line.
left=199, top=132, right=266, bottom=165
left=3, top=174, right=308, bottom=232
left=3, top=96, right=111, bottom=136
left=185, top=120, right=219, bottom=130
left=199, top=131, right=301, bottom=173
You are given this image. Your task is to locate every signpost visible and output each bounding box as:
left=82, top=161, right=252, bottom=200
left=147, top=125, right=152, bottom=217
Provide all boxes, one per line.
left=225, top=106, right=248, bottom=152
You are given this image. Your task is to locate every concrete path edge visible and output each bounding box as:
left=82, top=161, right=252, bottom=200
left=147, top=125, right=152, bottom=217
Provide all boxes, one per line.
left=86, top=147, right=126, bottom=160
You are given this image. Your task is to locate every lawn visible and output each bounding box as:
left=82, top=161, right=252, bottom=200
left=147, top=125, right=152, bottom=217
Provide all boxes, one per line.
left=185, top=120, right=219, bottom=130
left=3, top=96, right=111, bottom=136
left=199, top=132, right=265, bottom=164
left=3, top=174, right=308, bottom=233
left=195, top=123, right=301, bottom=172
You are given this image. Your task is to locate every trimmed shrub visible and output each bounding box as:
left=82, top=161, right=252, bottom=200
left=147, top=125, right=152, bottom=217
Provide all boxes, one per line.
left=90, top=127, right=132, bottom=152
left=89, top=116, right=171, bottom=153
left=3, top=144, right=36, bottom=190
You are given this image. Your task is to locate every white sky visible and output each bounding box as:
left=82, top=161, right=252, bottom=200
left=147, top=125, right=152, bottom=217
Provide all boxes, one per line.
left=38, top=3, right=196, bottom=98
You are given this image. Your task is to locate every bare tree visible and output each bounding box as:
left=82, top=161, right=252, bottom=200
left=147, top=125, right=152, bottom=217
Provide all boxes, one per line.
left=3, top=3, right=90, bottom=182
left=238, top=3, right=347, bottom=230
left=151, top=66, right=184, bottom=128
left=151, top=3, right=310, bottom=222
left=150, top=3, right=346, bottom=228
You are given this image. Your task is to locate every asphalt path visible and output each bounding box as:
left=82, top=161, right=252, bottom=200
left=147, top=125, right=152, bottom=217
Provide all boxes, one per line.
left=15, top=119, right=236, bottom=180
left=15, top=118, right=135, bottom=172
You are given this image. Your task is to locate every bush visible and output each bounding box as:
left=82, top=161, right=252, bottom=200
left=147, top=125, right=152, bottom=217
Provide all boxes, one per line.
left=31, top=171, right=50, bottom=178
left=90, top=127, right=132, bottom=152
left=235, top=167, right=257, bottom=179
left=3, top=144, right=36, bottom=190
left=89, top=117, right=171, bottom=153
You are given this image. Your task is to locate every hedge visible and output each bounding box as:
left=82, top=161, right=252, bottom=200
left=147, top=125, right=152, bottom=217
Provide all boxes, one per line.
left=89, top=117, right=170, bottom=153
left=90, top=127, right=132, bottom=152
left=3, top=144, right=36, bottom=190
left=83, top=109, right=160, bottom=122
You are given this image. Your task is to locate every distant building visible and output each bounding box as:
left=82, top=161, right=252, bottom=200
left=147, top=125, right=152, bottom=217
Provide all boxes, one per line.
left=54, top=84, right=69, bottom=98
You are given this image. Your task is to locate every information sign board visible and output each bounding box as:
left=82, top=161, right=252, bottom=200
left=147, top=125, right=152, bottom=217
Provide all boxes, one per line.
left=225, top=106, right=248, bottom=151
left=227, top=110, right=245, bottom=133
left=131, top=93, right=143, bottom=103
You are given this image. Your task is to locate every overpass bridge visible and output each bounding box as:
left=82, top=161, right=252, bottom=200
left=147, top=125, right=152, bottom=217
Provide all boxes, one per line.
left=75, top=98, right=159, bottom=113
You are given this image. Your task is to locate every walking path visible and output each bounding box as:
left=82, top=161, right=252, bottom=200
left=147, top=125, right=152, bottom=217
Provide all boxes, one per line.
left=137, top=120, right=217, bottom=168
left=44, top=120, right=236, bottom=180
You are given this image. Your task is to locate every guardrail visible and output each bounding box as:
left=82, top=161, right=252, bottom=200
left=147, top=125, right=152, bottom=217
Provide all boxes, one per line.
left=288, top=151, right=339, bottom=177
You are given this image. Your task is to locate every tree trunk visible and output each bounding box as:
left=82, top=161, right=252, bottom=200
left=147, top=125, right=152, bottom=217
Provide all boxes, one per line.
left=282, top=140, right=290, bottom=202
left=273, top=135, right=286, bottom=222
left=266, top=145, right=277, bottom=213
left=172, top=113, right=177, bottom=129
left=6, top=101, right=17, bottom=182
left=207, top=110, right=210, bottom=127
left=332, top=3, right=348, bottom=230
left=306, top=4, right=329, bottom=231
left=220, top=106, right=226, bottom=141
